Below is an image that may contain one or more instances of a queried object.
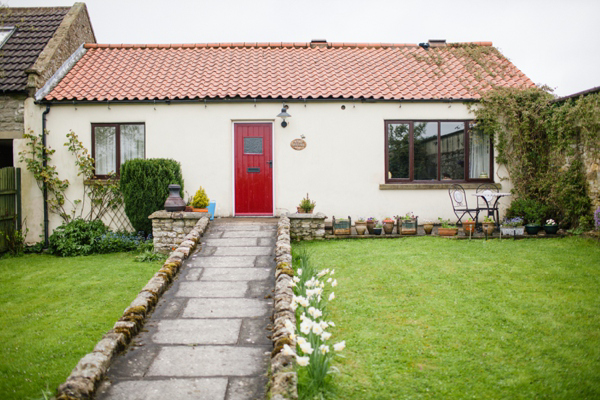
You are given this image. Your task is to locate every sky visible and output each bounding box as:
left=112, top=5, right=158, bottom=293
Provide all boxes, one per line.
left=7, top=0, right=600, bottom=96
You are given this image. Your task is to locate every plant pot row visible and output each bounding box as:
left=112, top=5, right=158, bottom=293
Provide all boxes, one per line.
left=352, top=218, right=419, bottom=236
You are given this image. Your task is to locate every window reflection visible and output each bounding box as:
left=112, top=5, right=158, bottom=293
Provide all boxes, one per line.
left=414, top=122, right=438, bottom=180
left=387, top=123, right=409, bottom=179
left=440, top=122, right=465, bottom=180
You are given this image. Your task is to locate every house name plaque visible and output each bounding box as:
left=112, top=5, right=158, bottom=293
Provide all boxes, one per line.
left=290, top=138, right=307, bottom=150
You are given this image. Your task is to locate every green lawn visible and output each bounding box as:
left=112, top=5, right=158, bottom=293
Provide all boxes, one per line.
left=0, top=253, right=161, bottom=400
left=296, top=237, right=600, bottom=399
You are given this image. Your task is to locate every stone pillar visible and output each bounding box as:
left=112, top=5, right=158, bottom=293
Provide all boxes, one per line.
left=288, top=212, right=326, bottom=241
left=148, top=211, right=206, bottom=254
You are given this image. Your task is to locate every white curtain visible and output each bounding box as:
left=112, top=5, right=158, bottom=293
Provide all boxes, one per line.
left=469, top=131, right=490, bottom=178
left=94, top=126, right=116, bottom=175
left=120, top=124, right=145, bottom=165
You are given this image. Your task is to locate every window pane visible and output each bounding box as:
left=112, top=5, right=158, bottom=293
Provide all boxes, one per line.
left=244, top=137, right=263, bottom=154
left=121, top=124, right=145, bottom=165
left=414, top=122, right=438, bottom=180
left=469, top=128, right=491, bottom=179
left=94, top=126, right=116, bottom=175
left=387, top=123, right=410, bottom=179
left=440, top=122, right=465, bottom=180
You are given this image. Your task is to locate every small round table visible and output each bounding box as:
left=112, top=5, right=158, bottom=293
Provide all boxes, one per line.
left=472, top=192, right=511, bottom=227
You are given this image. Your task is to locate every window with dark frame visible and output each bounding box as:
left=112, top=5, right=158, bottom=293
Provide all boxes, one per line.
left=92, top=123, right=145, bottom=177
left=385, top=120, right=492, bottom=183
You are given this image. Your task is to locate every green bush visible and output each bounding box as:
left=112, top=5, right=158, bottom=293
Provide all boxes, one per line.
left=92, top=231, right=145, bottom=254
left=191, top=187, right=209, bottom=208
left=120, top=159, right=184, bottom=235
left=48, top=219, right=109, bottom=257
left=506, top=198, right=549, bottom=225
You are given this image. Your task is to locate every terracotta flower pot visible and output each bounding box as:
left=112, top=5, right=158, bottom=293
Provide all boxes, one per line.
left=366, top=221, right=375, bottom=234
left=438, top=227, right=458, bottom=236
left=297, top=207, right=313, bottom=214
left=383, top=220, right=395, bottom=234
left=463, top=221, right=476, bottom=235
left=482, top=222, right=495, bottom=235
left=355, top=221, right=367, bottom=235
left=423, top=223, right=434, bottom=235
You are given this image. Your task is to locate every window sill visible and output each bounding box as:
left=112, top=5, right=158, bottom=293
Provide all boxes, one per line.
left=379, top=183, right=501, bottom=190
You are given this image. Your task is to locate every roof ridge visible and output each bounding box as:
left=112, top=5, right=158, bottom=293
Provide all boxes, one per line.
left=84, top=41, right=493, bottom=50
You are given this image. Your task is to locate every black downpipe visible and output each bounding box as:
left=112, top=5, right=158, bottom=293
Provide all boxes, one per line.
left=42, top=104, right=51, bottom=247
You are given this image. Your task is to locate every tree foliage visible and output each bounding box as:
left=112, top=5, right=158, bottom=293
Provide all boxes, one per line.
left=472, top=87, right=599, bottom=228
left=119, top=159, right=184, bottom=235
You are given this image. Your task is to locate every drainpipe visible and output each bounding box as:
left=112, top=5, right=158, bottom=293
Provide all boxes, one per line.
left=42, top=104, right=51, bottom=247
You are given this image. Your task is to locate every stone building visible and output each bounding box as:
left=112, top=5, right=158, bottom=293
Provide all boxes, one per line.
left=0, top=3, right=95, bottom=167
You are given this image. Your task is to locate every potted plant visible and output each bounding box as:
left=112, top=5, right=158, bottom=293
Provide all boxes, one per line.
left=399, top=212, right=418, bottom=235
left=297, top=193, right=316, bottom=213
left=422, top=219, right=434, bottom=235
left=355, top=217, right=368, bottom=235
left=525, top=220, right=542, bottom=235
left=462, top=218, right=476, bottom=235
left=501, top=217, right=524, bottom=236
left=543, top=219, right=559, bottom=234
left=373, top=222, right=383, bottom=235
left=382, top=217, right=395, bottom=234
left=482, top=216, right=495, bottom=235
left=366, top=217, right=377, bottom=235
left=437, top=218, right=458, bottom=236
left=333, top=216, right=352, bottom=235
left=190, top=186, right=210, bottom=213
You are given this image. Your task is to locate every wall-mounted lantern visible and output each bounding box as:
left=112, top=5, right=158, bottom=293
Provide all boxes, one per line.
left=277, top=104, right=291, bottom=128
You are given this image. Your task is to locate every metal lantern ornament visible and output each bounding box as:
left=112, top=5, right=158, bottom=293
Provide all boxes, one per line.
left=164, top=184, right=186, bottom=211
left=277, top=104, right=291, bottom=127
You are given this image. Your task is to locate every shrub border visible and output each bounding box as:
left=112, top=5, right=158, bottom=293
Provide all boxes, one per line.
left=268, top=215, right=299, bottom=399
left=55, top=216, right=210, bottom=400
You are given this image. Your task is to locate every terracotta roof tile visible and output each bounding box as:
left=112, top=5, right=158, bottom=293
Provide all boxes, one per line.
left=46, top=42, right=534, bottom=102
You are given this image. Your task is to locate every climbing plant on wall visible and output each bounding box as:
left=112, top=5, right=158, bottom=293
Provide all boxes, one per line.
left=471, top=86, right=600, bottom=228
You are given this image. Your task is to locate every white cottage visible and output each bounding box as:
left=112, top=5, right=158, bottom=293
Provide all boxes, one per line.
left=17, top=39, right=535, bottom=240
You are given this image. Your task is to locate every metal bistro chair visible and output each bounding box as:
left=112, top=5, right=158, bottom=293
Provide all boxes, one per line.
left=476, top=183, right=500, bottom=225
left=448, top=184, right=479, bottom=225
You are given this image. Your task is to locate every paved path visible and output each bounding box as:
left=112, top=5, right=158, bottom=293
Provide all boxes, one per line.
left=97, top=219, right=277, bottom=400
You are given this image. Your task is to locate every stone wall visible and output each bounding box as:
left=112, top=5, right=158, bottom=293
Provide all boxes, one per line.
left=148, top=211, right=207, bottom=254
left=0, top=94, right=26, bottom=137
left=289, top=212, right=326, bottom=241
left=27, top=3, right=96, bottom=92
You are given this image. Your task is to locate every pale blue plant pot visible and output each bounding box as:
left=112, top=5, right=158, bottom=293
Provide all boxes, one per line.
left=207, top=201, right=216, bottom=220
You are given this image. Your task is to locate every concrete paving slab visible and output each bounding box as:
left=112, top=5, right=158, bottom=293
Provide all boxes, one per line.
left=184, top=268, right=203, bottom=281
left=201, top=268, right=271, bottom=281
left=188, top=256, right=256, bottom=268
left=247, top=280, right=274, bottom=298
left=239, top=317, right=273, bottom=346
left=222, top=231, right=276, bottom=238
left=258, top=237, right=276, bottom=246
left=151, top=298, right=186, bottom=319
left=203, top=238, right=258, bottom=247
left=211, top=225, right=264, bottom=231
left=226, top=377, right=268, bottom=400
left=97, top=378, right=228, bottom=400
left=183, top=298, right=270, bottom=318
left=255, top=255, right=275, bottom=267
left=147, top=346, right=269, bottom=377
left=153, top=319, right=242, bottom=345
left=214, top=247, right=273, bottom=256
left=176, top=281, right=248, bottom=298
left=104, top=346, right=160, bottom=378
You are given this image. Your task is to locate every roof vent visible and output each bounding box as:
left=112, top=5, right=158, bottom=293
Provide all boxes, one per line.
left=310, top=39, right=328, bottom=48
left=428, top=39, right=447, bottom=48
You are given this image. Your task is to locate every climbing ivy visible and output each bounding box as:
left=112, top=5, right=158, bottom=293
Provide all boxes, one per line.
left=470, top=86, right=600, bottom=228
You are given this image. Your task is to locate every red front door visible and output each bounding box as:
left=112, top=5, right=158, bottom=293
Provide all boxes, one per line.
left=234, top=123, right=273, bottom=215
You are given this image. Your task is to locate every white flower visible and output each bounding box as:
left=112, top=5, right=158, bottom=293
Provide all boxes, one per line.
left=291, top=281, right=297, bottom=287
left=290, top=302, right=297, bottom=311
left=284, top=320, right=296, bottom=333
left=319, top=344, right=330, bottom=354
left=300, top=319, right=313, bottom=335
left=328, top=321, right=336, bottom=327
left=299, top=313, right=307, bottom=321
left=289, top=332, right=296, bottom=340
left=312, top=323, right=323, bottom=335
left=331, top=269, right=335, bottom=275
left=292, top=276, right=300, bottom=283
left=296, top=296, right=309, bottom=307
left=297, top=336, right=307, bottom=346
left=299, top=341, right=314, bottom=355
left=296, top=355, right=309, bottom=366
left=297, top=268, right=302, bottom=276
left=282, top=344, right=295, bottom=356
left=320, top=321, right=329, bottom=330
left=321, top=331, right=332, bottom=341
left=333, top=341, right=346, bottom=352
left=331, top=279, right=338, bottom=287
left=328, top=292, right=335, bottom=301
left=326, top=277, right=332, bottom=283
left=317, top=269, right=329, bottom=278
left=308, top=307, right=322, bottom=319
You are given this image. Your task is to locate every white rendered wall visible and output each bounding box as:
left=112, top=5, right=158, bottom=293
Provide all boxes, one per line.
left=18, top=100, right=511, bottom=240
